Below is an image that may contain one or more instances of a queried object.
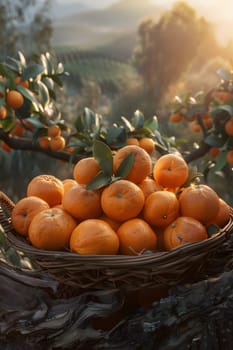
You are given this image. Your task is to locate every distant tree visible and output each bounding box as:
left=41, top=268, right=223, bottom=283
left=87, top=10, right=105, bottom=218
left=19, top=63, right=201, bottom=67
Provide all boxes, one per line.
left=0, top=0, right=52, bottom=60
left=133, top=1, right=218, bottom=107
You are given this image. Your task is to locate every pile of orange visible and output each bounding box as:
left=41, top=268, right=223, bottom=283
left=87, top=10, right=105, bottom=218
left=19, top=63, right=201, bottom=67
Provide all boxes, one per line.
left=11, top=145, right=231, bottom=255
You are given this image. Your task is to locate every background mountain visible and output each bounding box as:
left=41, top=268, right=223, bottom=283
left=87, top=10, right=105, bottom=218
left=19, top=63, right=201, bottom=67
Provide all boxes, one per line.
left=51, top=0, right=161, bottom=54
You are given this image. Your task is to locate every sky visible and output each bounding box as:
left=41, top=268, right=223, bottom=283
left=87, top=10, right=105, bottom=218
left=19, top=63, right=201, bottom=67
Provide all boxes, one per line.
left=54, top=0, right=233, bottom=44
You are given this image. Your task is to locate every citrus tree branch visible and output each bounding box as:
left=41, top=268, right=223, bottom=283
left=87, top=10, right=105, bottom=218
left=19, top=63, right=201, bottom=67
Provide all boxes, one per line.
left=0, top=129, right=83, bottom=163
left=184, top=141, right=211, bottom=163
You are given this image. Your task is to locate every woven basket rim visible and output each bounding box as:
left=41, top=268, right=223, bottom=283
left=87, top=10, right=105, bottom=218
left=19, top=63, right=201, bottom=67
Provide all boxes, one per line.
left=1, top=190, right=233, bottom=266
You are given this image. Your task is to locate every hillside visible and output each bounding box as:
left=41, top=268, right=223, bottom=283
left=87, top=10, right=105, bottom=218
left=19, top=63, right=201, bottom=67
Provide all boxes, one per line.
left=51, top=0, right=161, bottom=50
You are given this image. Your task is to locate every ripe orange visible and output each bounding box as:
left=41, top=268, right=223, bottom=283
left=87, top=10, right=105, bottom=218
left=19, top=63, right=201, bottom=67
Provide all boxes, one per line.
left=138, top=177, right=163, bottom=199
left=126, top=137, right=140, bottom=146
left=49, top=135, right=66, bottom=151
left=203, top=116, right=213, bottom=129
left=70, top=219, right=119, bottom=255
left=0, top=106, right=7, bottom=119
left=1, top=141, right=12, bottom=152
left=38, top=136, right=51, bottom=149
left=163, top=216, right=208, bottom=250
left=143, top=190, right=180, bottom=228
left=209, top=147, right=220, bottom=157
left=190, top=122, right=201, bottom=133
left=224, top=117, right=233, bottom=136
left=11, top=196, right=49, bottom=237
left=101, top=179, right=145, bottom=222
left=178, top=184, right=220, bottom=224
left=48, top=125, right=61, bottom=137
left=29, top=207, right=77, bottom=250
left=169, top=112, right=183, bottom=123
left=206, top=198, right=231, bottom=228
left=153, top=153, right=189, bottom=189
left=62, top=178, right=77, bottom=194
left=73, top=157, right=101, bottom=185
left=139, top=137, right=155, bottom=154
left=117, top=218, right=157, bottom=255
left=226, top=150, right=233, bottom=164
left=11, top=121, right=25, bottom=136
left=15, top=76, right=29, bottom=89
left=62, top=184, right=102, bottom=220
left=113, top=145, right=152, bottom=184
left=27, top=174, right=64, bottom=207
left=6, top=90, right=24, bottom=109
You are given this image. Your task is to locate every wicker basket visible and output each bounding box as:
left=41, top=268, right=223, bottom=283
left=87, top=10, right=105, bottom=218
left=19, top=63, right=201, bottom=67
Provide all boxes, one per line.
left=1, top=190, right=233, bottom=292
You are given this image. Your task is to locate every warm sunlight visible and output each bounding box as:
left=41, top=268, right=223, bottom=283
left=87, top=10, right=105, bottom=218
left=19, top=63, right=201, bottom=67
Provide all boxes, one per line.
left=150, top=0, right=233, bottom=44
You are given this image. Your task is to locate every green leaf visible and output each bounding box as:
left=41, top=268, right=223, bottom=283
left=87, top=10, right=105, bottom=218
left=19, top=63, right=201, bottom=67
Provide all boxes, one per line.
left=0, top=63, right=10, bottom=77
left=144, top=116, right=158, bottom=132
left=17, top=51, right=27, bottom=66
left=36, top=80, right=50, bottom=107
left=21, top=64, right=44, bottom=81
left=106, top=124, right=126, bottom=144
left=204, top=133, right=226, bottom=147
left=121, top=116, right=135, bottom=132
left=131, top=110, right=144, bottom=129
left=84, top=107, right=95, bottom=130
left=213, top=150, right=227, bottom=171
left=93, top=139, right=113, bottom=176
left=42, top=76, right=55, bottom=91
left=86, top=171, right=112, bottom=190
left=211, top=104, right=233, bottom=117
left=24, top=117, right=45, bottom=129
left=115, top=152, right=134, bottom=178
left=56, top=62, right=65, bottom=75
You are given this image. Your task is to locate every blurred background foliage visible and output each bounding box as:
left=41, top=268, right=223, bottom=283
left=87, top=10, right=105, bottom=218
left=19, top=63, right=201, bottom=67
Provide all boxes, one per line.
left=0, top=0, right=233, bottom=203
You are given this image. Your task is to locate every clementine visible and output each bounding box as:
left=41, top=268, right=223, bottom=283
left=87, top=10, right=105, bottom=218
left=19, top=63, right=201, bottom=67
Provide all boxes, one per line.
left=38, top=136, right=51, bottom=149
left=126, top=137, right=140, bottom=146
left=48, top=124, right=61, bottom=137
left=143, top=190, right=180, bottom=227
left=49, top=135, right=66, bottom=151
left=73, top=157, right=101, bottom=185
left=29, top=207, right=77, bottom=250
left=206, top=198, right=231, bottom=228
left=62, top=178, right=77, bottom=194
left=62, top=183, right=102, bottom=220
left=139, top=137, right=155, bottom=154
left=178, top=184, right=220, bottom=224
left=0, top=106, right=7, bottom=119
left=11, top=196, right=49, bottom=237
left=26, top=174, right=64, bottom=207
left=113, top=145, right=152, bottom=184
left=70, top=219, right=119, bottom=255
left=163, top=216, right=208, bottom=250
left=101, top=179, right=145, bottom=222
left=117, top=218, right=157, bottom=255
left=138, top=177, right=163, bottom=198
left=226, top=150, right=233, bottom=164
left=6, top=90, right=24, bottom=109
left=153, top=153, right=189, bottom=189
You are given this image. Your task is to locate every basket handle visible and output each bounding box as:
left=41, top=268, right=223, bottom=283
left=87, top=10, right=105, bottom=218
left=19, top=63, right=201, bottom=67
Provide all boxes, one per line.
left=0, top=191, right=15, bottom=233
